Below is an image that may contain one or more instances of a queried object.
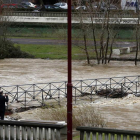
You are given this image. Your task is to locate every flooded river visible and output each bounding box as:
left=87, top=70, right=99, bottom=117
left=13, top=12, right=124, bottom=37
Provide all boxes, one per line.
left=1, top=58, right=140, bottom=131
left=0, top=58, right=140, bottom=86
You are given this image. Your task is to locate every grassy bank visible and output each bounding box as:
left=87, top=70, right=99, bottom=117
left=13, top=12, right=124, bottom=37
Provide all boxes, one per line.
left=15, top=44, right=116, bottom=60
left=14, top=44, right=86, bottom=59
left=8, top=25, right=136, bottom=41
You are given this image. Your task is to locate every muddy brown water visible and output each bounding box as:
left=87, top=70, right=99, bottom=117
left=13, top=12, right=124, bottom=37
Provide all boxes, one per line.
left=95, top=104, right=140, bottom=131
left=1, top=58, right=140, bottom=131
left=0, top=58, right=140, bottom=86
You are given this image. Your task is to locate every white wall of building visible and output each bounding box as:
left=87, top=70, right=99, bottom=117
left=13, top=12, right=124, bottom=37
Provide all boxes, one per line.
left=121, top=0, right=139, bottom=11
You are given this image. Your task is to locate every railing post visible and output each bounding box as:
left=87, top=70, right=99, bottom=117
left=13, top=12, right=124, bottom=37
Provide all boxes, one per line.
left=80, top=131, right=84, bottom=140
left=22, top=126, right=26, bottom=140
left=86, top=131, right=90, bottom=140
left=75, top=87, right=76, bottom=104
left=110, top=78, right=112, bottom=89
left=33, top=127, right=38, bottom=140
left=10, top=125, right=15, bottom=140
left=117, top=134, right=121, bottom=140
left=105, top=133, right=108, bottom=140
left=138, top=76, right=140, bottom=87
left=56, top=129, right=61, bottom=140
left=95, top=79, right=97, bottom=92
left=90, top=86, right=92, bottom=102
left=0, top=125, right=3, bottom=140
left=51, top=128, right=55, bottom=140
left=49, top=83, right=51, bottom=98
left=81, top=80, right=83, bottom=94
left=33, top=84, right=35, bottom=99
left=25, top=91, right=27, bottom=109
left=17, top=85, right=19, bottom=101
left=42, top=89, right=44, bottom=106
left=136, top=82, right=138, bottom=94
left=123, top=134, right=127, bottom=140
left=65, top=82, right=67, bottom=97
left=5, top=125, right=9, bottom=140
left=121, top=83, right=123, bottom=94
left=16, top=126, right=20, bottom=140
left=27, top=127, right=32, bottom=140
left=39, top=128, right=44, bottom=140
left=111, top=134, right=115, bottom=140
left=44, top=128, right=49, bottom=140
left=124, top=76, right=126, bottom=88
left=98, top=132, right=102, bottom=140
left=106, top=84, right=108, bottom=98
left=58, top=89, right=60, bottom=106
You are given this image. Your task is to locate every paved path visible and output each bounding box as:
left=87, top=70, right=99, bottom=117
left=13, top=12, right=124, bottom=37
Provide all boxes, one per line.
left=9, top=38, right=136, bottom=48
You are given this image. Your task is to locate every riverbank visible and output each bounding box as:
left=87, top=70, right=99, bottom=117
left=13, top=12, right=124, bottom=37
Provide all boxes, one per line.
left=9, top=94, right=140, bottom=131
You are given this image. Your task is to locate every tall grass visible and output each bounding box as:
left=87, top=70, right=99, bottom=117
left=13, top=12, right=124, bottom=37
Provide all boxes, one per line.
left=41, top=105, right=106, bottom=128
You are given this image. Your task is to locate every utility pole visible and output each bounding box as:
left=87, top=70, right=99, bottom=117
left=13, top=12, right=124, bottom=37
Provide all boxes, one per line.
left=67, top=0, right=72, bottom=140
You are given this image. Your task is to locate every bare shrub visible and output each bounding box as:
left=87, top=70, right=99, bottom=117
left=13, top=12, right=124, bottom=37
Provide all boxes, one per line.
left=44, top=105, right=106, bottom=128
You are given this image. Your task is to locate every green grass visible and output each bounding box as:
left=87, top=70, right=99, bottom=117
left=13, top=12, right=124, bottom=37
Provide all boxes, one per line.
left=14, top=44, right=117, bottom=60
left=8, top=26, right=137, bottom=41
left=14, top=44, right=88, bottom=59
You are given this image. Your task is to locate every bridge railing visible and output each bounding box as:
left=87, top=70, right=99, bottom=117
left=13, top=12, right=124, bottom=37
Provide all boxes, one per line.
left=2, top=11, right=137, bottom=18
left=0, top=120, right=65, bottom=140
left=76, top=127, right=140, bottom=140
left=0, top=75, right=140, bottom=108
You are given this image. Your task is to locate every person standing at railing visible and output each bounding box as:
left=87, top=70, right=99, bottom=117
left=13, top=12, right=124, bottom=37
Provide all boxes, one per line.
left=0, top=91, right=9, bottom=120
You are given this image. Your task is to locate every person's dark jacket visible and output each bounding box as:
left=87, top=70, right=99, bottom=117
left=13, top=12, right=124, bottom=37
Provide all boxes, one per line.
left=0, top=95, right=9, bottom=112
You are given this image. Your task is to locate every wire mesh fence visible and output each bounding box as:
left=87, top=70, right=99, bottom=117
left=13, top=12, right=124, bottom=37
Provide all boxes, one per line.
left=1, top=75, right=140, bottom=108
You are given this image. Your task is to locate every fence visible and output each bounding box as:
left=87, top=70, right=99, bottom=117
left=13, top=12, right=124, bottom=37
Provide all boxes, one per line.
left=3, top=11, right=137, bottom=18
left=0, top=75, right=140, bottom=109
left=76, top=126, right=140, bottom=140
left=0, top=120, right=65, bottom=140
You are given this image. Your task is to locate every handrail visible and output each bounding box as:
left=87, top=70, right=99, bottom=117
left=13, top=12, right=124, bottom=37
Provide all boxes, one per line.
left=0, top=120, right=65, bottom=129
left=0, top=75, right=140, bottom=108
left=76, top=127, right=140, bottom=140
left=0, top=120, right=65, bottom=140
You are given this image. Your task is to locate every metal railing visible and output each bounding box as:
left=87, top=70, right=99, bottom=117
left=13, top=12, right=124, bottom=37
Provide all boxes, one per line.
left=0, top=75, right=140, bottom=109
left=76, top=127, right=140, bottom=140
left=2, top=11, right=137, bottom=18
left=0, top=120, right=65, bottom=140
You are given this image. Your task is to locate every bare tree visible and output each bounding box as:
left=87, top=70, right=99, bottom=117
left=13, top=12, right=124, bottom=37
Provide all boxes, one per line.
left=73, top=0, right=120, bottom=65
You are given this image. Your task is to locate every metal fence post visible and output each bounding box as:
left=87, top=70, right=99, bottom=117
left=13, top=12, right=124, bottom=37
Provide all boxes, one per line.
left=65, top=82, right=67, bottom=97
left=75, top=87, right=76, bottom=104
left=58, top=89, right=60, bottom=106
left=121, top=83, right=123, bottom=94
left=81, top=80, right=83, bottom=94
left=49, top=83, right=51, bottom=98
left=33, top=84, right=35, bottom=99
left=42, top=89, right=44, bottom=106
left=16, top=85, right=18, bottom=102
left=25, top=91, right=26, bottom=109
left=136, top=82, right=138, bottom=94
left=110, top=78, right=111, bottom=89
left=90, top=86, right=92, bottom=102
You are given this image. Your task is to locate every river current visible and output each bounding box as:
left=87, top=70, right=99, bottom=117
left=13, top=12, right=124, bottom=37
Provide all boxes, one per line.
left=2, top=58, right=140, bottom=131
left=0, top=58, right=140, bottom=86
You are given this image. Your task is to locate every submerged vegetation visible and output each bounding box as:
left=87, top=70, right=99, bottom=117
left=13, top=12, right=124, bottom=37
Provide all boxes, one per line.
left=40, top=105, right=106, bottom=128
